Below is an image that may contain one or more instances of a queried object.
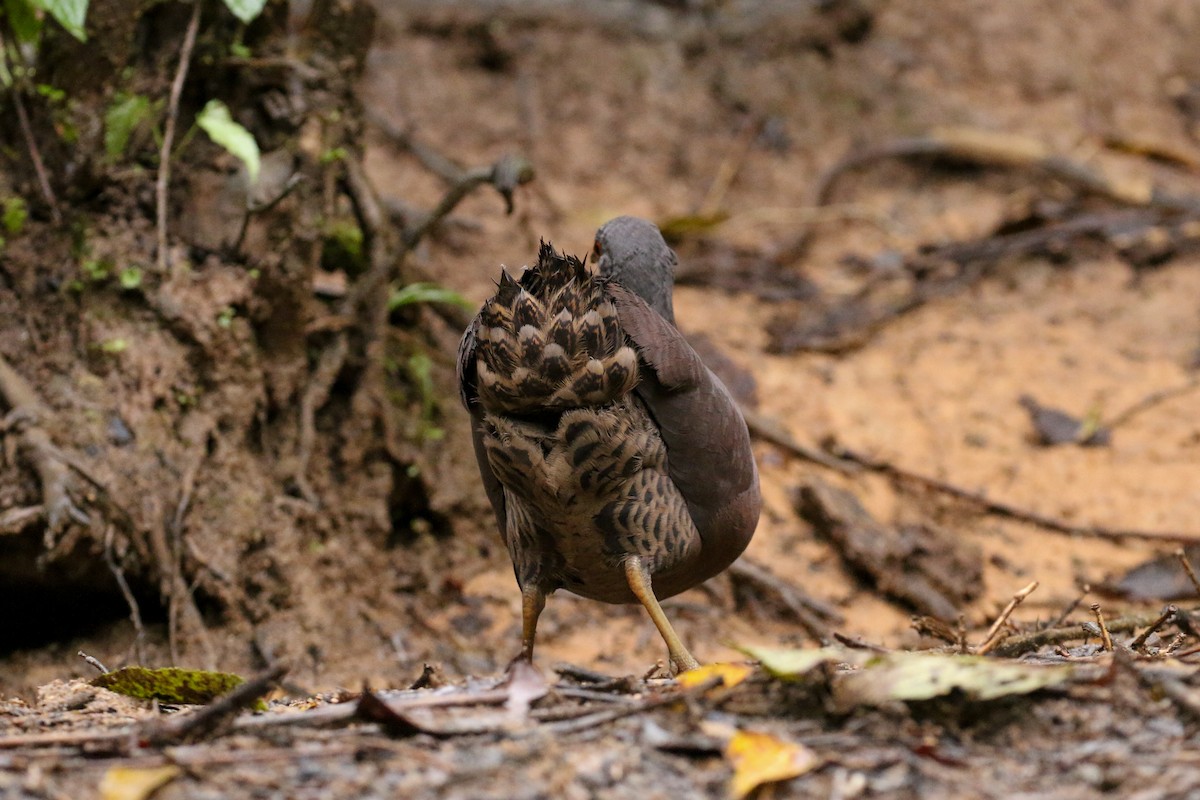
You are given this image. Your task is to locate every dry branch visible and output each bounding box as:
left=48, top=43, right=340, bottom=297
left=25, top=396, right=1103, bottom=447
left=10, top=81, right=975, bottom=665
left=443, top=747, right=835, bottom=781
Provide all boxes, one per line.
left=827, top=444, right=1200, bottom=544
left=776, top=127, right=1200, bottom=264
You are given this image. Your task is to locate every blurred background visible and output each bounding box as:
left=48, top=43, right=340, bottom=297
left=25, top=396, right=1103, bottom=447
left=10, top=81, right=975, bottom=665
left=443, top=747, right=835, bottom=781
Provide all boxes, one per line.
left=1, top=0, right=1198, bottom=694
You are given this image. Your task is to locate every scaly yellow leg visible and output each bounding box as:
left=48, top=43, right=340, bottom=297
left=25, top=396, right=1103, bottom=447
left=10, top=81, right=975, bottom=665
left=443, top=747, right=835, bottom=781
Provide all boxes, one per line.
left=516, top=586, right=546, bottom=663
left=624, top=555, right=700, bottom=674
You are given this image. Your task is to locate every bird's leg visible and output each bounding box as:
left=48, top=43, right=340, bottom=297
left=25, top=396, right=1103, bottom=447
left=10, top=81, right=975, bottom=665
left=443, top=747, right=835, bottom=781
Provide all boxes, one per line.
left=624, top=555, right=700, bottom=674
left=516, top=585, right=546, bottom=663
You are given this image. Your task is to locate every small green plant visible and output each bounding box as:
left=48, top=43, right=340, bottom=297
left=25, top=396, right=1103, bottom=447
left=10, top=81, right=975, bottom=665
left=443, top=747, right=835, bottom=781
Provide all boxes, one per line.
left=104, top=92, right=155, bottom=160
left=388, top=282, right=473, bottom=312
left=2, top=197, right=28, bottom=235
left=35, top=83, right=65, bottom=102
left=405, top=352, right=445, bottom=441
left=321, top=219, right=365, bottom=275
left=97, top=337, right=128, bottom=354
left=196, top=99, right=260, bottom=183
left=216, top=306, right=236, bottom=328
left=81, top=257, right=111, bottom=281
left=319, top=146, right=347, bottom=164
left=118, top=266, right=143, bottom=290
left=4, top=0, right=87, bottom=43
left=1, top=0, right=269, bottom=46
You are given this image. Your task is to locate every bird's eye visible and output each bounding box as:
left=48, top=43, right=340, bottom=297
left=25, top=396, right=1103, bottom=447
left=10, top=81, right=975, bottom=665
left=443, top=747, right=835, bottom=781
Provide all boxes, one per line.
left=590, top=239, right=602, bottom=263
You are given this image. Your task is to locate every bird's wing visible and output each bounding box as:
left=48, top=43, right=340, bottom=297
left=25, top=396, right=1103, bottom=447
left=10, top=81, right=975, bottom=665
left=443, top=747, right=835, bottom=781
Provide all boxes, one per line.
left=605, top=283, right=761, bottom=580
left=457, top=319, right=509, bottom=533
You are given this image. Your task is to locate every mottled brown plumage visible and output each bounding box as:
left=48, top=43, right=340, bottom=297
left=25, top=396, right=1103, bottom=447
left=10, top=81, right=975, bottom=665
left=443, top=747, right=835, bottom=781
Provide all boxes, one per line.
left=457, top=217, right=761, bottom=672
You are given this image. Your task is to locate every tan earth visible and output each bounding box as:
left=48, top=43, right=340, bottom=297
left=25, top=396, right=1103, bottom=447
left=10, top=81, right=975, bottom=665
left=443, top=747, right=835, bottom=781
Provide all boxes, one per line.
left=356, top=0, right=1200, bottom=671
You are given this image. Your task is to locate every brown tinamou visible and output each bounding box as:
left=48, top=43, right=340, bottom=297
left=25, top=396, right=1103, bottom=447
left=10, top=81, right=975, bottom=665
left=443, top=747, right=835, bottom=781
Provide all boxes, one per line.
left=456, top=217, right=761, bottom=673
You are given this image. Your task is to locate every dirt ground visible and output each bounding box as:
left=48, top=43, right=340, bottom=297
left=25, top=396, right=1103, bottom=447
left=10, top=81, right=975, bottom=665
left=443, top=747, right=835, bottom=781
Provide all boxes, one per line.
left=4, top=0, right=1200, bottom=797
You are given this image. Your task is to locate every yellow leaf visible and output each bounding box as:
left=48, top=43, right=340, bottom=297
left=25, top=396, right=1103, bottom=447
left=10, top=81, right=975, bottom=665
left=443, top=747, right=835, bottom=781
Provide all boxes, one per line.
left=99, top=765, right=180, bottom=800
left=726, top=730, right=819, bottom=799
left=676, top=662, right=753, bottom=689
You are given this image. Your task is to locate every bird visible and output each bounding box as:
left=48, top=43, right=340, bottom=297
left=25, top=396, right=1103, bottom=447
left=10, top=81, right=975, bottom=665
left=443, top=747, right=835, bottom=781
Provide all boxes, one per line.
left=456, top=216, right=761, bottom=673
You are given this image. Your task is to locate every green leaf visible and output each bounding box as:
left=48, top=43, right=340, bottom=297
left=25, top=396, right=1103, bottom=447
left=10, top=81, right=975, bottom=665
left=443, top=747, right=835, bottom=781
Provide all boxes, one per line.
left=29, top=0, right=87, bottom=41
left=3, top=0, right=43, bottom=44
left=737, top=645, right=851, bottom=678
left=221, top=0, right=266, bottom=24
left=195, top=99, right=260, bottom=183
left=388, top=282, right=473, bottom=311
left=104, top=93, right=153, bottom=159
left=834, top=652, right=1074, bottom=708
left=91, top=666, right=249, bottom=705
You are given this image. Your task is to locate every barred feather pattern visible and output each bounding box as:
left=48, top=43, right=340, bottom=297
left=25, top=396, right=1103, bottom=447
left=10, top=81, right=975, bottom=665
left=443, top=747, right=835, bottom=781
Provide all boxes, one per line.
left=472, top=244, right=639, bottom=415
left=481, top=399, right=701, bottom=601
left=463, top=242, right=702, bottom=603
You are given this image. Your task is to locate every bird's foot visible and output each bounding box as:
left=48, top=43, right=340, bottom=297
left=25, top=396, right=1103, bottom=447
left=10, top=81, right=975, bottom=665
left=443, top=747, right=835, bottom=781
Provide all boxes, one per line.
left=670, top=650, right=701, bottom=676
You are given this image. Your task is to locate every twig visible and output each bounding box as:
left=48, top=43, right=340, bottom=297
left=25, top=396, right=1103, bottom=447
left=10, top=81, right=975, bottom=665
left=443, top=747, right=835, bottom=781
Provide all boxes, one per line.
left=368, top=113, right=465, bottom=185
left=341, top=155, right=398, bottom=318
left=232, top=687, right=513, bottom=732
left=78, top=651, right=109, bottom=674
left=740, top=406, right=857, bottom=474
left=1177, top=549, right=1200, bottom=597
left=1129, top=605, right=1178, bottom=652
left=1048, top=584, right=1090, bottom=629
left=992, top=611, right=1160, bottom=658
left=0, top=24, right=60, bottom=222
left=156, top=0, right=203, bottom=276
left=728, top=558, right=841, bottom=643
left=976, top=581, right=1039, bottom=655
left=103, top=524, right=146, bottom=662
left=1104, top=378, right=1200, bottom=431
left=1165, top=633, right=1187, bottom=656
left=523, top=679, right=717, bottom=737
left=1090, top=604, right=1114, bottom=652
left=401, top=153, right=534, bottom=249
left=293, top=330, right=348, bottom=506
left=829, top=444, right=1200, bottom=543
left=231, top=172, right=305, bottom=255
left=832, top=632, right=891, bottom=653
left=775, top=127, right=1200, bottom=263
left=369, top=114, right=535, bottom=244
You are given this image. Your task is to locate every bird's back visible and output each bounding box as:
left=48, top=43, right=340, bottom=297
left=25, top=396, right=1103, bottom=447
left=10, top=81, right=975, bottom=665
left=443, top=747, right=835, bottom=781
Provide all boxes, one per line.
left=468, top=244, right=638, bottom=416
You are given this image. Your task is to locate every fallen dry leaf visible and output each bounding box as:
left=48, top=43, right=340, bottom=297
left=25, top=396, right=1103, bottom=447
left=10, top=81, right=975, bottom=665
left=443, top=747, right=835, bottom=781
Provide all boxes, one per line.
left=98, top=765, right=180, bottom=800
left=504, top=659, right=549, bottom=719
left=726, top=729, right=819, bottom=799
left=835, top=652, right=1074, bottom=708
left=676, top=662, right=753, bottom=689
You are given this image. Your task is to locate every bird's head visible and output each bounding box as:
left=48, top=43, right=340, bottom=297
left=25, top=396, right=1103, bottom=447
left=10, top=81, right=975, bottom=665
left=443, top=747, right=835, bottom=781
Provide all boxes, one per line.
left=592, top=216, right=678, bottom=324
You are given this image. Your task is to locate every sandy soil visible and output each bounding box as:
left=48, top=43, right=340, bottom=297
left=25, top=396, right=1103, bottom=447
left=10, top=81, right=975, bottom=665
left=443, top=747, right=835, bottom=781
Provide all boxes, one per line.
left=356, top=0, right=1200, bottom=670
